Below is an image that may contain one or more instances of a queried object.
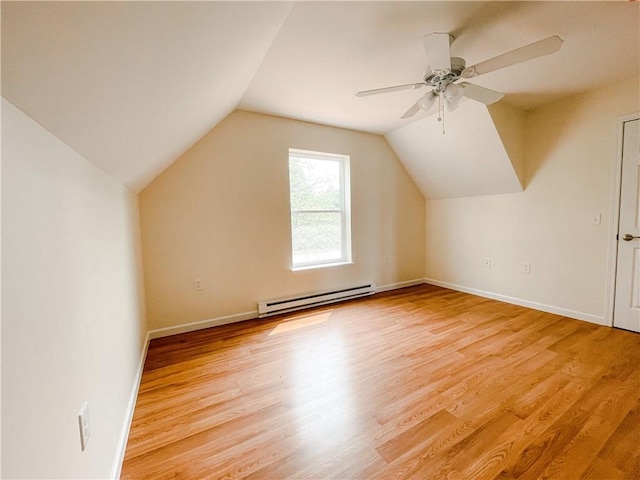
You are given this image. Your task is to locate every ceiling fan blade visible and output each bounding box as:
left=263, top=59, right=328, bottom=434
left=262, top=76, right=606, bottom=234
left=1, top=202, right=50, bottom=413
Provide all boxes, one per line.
left=400, top=100, right=421, bottom=119
left=459, top=82, right=504, bottom=105
left=422, top=33, right=452, bottom=72
left=356, top=83, right=425, bottom=97
left=462, top=36, right=563, bottom=78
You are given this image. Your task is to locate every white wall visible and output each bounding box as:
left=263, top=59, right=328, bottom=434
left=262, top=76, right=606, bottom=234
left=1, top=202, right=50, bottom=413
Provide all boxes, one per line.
left=423, top=77, right=640, bottom=323
left=140, top=110, right=425, bottom=332
left=1, top=98, right=147, bottom=479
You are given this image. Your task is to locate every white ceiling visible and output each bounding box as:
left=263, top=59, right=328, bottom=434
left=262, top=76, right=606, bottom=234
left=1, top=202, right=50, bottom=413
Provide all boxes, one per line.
left=2, top=2, right=639, bottom=192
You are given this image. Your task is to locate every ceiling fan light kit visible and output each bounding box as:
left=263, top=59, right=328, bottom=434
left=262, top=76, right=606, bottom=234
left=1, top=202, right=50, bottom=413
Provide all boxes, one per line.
left=417, top=92, right=437, bottom=111
left=357, top=32, right=564, bottom=133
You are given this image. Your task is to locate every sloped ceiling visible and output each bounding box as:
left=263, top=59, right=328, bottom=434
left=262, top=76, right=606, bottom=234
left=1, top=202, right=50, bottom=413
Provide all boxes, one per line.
left=2, top=2, right=639, bottom=194
left=387, top=100, right=524, bottom=199
left=1, top=1, right=294, bottom=190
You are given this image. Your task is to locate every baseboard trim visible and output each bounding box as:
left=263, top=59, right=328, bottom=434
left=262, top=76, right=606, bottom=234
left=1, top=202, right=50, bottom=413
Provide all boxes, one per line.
left=423, top=278, right=606, bottom=326
left=376, top=278, right=426, bottom=293
left=110, top=331, right=150, bottom=479
left=148, top=311, right=259, bottom=339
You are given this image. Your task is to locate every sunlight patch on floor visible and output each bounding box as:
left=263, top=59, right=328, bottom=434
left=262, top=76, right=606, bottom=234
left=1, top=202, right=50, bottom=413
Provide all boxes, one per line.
left=268, top=310, right=333, bottom=336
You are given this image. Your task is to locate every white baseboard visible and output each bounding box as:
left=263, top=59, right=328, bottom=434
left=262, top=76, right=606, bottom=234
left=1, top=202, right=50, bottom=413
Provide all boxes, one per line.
left=110, top=331, right=150, bottom=479
left=376, top=278, right=426, bottom=293
left=148, top=310, right=258, bottom=339
left=423, top=278, right=606, bottom=326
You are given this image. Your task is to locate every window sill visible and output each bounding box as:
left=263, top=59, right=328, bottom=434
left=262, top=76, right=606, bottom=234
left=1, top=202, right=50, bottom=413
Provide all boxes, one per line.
left=292, top=261, right=354, bottom=272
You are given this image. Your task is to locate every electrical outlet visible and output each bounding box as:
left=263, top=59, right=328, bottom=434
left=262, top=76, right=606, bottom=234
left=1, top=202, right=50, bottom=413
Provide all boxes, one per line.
left=484, top=258, right=492, bottom=269
left=78, top=402, right=91, bottom=451
left=521, top=263, right=531, bottom=274
left=193, top=278, right=203, bottom=291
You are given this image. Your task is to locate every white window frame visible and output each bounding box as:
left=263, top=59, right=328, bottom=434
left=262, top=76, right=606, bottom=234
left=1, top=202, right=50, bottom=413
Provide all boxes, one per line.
left=288, top=148, right=352, bottom=270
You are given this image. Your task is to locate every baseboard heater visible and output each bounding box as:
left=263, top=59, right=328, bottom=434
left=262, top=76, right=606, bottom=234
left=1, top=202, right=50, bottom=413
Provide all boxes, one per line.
left=258, top=283, right=376, bottom=318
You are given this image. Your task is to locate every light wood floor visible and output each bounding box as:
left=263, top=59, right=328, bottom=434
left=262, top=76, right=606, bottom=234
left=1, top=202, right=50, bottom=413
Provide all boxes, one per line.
left=121, top=285, right=640, bottom=479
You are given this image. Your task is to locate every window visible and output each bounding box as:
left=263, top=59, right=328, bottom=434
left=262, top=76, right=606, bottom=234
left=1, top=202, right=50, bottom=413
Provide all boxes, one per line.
left=288, top=149, right=351, bottom=269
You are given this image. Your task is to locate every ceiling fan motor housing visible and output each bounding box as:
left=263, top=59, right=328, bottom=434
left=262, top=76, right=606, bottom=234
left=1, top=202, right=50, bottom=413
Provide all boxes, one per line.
left=424, top=57, right=466, bottom=88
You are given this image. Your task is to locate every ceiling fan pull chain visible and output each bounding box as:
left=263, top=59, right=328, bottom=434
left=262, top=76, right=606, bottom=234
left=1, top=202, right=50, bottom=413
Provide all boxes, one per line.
left=438, top=91, right=445, bottom=135
left=440, top=92, right=444, bottom=135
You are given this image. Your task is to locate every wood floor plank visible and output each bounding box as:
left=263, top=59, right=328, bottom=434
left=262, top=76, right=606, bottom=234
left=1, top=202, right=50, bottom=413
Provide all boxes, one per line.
left=376, top=409, right=459, bottom=464
left=581, top=457, right=627, bottom=480
left=412, top=411, right=523, bottom=479
left=121, top=285, right=640, bottom=479
left=595, top=399, right=640, bottom=473
left=459, top=380, right=587, bottom=480
left=496, top=375, right=637, bottom=480
left=537, top=375, right=638, bottom=480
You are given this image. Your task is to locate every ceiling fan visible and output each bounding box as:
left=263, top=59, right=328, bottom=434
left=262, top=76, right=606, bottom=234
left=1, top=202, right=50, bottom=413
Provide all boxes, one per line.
left=356, top=33, right=563, bottom=120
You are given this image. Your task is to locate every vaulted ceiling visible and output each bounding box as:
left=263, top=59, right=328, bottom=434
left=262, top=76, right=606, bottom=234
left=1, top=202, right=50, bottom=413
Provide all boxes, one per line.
left=2, top=2, right=639, bottom=193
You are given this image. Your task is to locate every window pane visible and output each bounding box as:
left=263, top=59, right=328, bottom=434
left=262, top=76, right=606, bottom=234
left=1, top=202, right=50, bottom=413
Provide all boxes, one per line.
left=289, top=157, right=341, bottom=210
left=291, top=211, right=342, bottom=265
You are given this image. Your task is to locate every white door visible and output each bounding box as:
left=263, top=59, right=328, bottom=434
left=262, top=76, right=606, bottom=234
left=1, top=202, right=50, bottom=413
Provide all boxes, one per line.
left=613, top=118, right=640, bottom=332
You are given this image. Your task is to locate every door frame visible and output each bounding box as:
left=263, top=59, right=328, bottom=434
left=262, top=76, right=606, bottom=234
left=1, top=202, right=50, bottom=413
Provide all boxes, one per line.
left=605, top=112, right=640, bottom=327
